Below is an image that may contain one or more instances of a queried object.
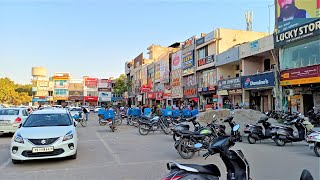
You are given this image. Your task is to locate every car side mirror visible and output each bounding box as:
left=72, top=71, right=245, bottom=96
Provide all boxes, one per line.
left=74, top=121, right=77, bottom=127
left=18, top=123, right=22, bottom=128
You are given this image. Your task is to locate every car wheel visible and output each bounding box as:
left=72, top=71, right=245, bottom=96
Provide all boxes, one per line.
left=12, top=159, right=22, bottom=164
left=70, top=151, right=77, bottom=159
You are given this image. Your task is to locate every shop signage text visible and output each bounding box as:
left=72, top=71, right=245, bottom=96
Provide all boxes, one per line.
left=171, top=78, right=180, bottom=87
left=182, top=36, right=195, bottom=49
left=280, top=64, right=320, bottom=86
left=218, top=77, right=242, bottom=90
left=183, top=85, right=198, bottom=98
left=84, top=96, right=98, bottom=101
left=147, top=92, right=155, bottom=99
left=85, top=78, right=98, bottom=87
left=274, top=19, right=320, bottom=47
left=198, top=55, right=215, bottom=67
left=242, top=72, right=275, bottom=89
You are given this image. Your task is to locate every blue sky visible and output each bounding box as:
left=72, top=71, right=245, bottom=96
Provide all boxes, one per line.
left=0, top=0, right=275, bottom=84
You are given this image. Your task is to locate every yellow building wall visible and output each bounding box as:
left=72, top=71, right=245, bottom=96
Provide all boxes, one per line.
left=216, top=28, right=269, bottom=54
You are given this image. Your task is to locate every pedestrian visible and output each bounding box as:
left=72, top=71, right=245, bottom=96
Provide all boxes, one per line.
left=82, top=107, right=89, bottom=121
left=166, top=103, right=172, bottom=110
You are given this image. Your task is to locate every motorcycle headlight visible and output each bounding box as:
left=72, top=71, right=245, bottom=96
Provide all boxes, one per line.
left=63, top=130, right=74, bottom=141
left=14, top=133, right=24, bottom=144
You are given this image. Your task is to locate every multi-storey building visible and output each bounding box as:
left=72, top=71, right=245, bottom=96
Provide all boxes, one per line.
left=31, top=67, right=50, bottom=105
left=53, top=72, right=70, bottom=105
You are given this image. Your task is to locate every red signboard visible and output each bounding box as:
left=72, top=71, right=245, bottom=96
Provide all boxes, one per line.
left=163, top=93, right=171, bottom=99
left=84, top=96, right=98, bottom=101
left=208, top=86, right=216, bottom=91
left=280, top=64, right=320, bottom=86
left=156, top=92, right=163, bottom=100
left=147, top=92, right=155, bottom=99
left=140, top=85, right=152, bottom=93
left=85, top=78, right=98, bottom=87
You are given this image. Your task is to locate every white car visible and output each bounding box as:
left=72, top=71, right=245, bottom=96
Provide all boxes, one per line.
left=10, top=109, right=78, bottom=164
left=68, top=107, right=82, bottom=117
left=0, top=108, right=29, bottom=133
left=94, top=106, right=102, bottom=113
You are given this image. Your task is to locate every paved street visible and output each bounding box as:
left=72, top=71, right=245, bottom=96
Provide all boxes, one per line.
left=0, top=114, right=319, bottom=180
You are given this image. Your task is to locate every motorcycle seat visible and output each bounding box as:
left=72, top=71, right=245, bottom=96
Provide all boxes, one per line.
left=178, top=130, right=200, bottom=136
left=177, top=164, right=221, bottom=176
left=213, top=124, right=226, bottom=129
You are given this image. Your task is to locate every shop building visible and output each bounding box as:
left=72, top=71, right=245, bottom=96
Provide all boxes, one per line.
left=68, top=79, right=84, bottom=107
left=276, top=19, right=320, bottom=113
left=240, top=35, right=277, bottom=112
left=53, top=72, right=70, bottom=105
left=31, top=67, right=50, bottom=106
left=83, top=77, right=98, bottom=106
left=98, top=79, right=112, bottom=107
left=217, top=77, right=242, bottom=109
left=171, top=50, right=183, bottom=108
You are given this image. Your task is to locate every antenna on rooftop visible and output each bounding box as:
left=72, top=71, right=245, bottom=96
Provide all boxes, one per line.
left=245, top=11, right=253, bottom=31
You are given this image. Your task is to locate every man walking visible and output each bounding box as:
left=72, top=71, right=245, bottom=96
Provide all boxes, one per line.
left=82, top=107, right=89, bottom=121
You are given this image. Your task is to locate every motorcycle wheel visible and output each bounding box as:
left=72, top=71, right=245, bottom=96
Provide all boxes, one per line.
left=161, top=123, right=171, bottom=135
left=247, top=134, right=257, bottom=144
left=132, top=118, right=140, bottom=127
left=314, top=143, right=320, bottom=157
left=99, top=117, right=107, bottom=126
left=139, top=124, right=150, bottom=135
left=173, top=132, right=180, bottom=141
left=177, top=138, right=196, bottom=159
left=116, top=118, right=122, bottom=126
left=274, top=136, right=286, bottom=146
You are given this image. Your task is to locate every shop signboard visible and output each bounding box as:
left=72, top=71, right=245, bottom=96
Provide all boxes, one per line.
left=197, top=55, right=215, bottom=67
left=242, top=72, right=275, bottom=89
left=98, top=79, right=112, bottom=88
left=98, top=88, right=111, bottom=92
left=182, top=51, right=195, bottom=76
left=280, top=64, right=320, bottom=86
left=182, top=36, right=195, bottom=49
left=98, top=92, right=111, bottom=102
left=160, top=59, right=170, bottom=83
left=276, top=0, right=320, bottom=33
left=218, top=77, right=242, bottom=90
left=147, top=92, right=155, bottom=99
left=196, top=37, right=205, bottom=46
left=274, top=19, right=320, bottom=47
left=154, top=61, right=160, bottom=82
left=68, top=96, right=84, bottom=101
left=134, top=53, right=143, bottom=68
left=228, top=89, right=243, bottom=94
left=84, top=96, right=98, bottom=101
left=32, top=97, right=47, bottom=102
left=156, top=92, right=163, bottom=100
left=183, top=85, right=198, bottom=98
left=85, top=78, right=98, bottom=87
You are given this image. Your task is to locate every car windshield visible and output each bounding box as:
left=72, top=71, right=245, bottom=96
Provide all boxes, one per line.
left=23, top=113, right=72, bottom=127
left=0, top=109, right=19, bottom=115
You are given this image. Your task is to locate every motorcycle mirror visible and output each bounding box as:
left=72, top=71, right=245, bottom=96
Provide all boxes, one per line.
left=232, top=124, right=240, bottom=131
left=231, top=111, right=235, bottom=115
left=194, top=143, right=203, bottom=149
left=300, top=169, right=314, bottom=180
left=212, top=114, right=216, bottom=119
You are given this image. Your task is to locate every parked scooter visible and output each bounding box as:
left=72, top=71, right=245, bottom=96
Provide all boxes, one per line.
left=163, top=135, right=315, bottom=180
left=222, top=111, right=242, bottom=142
left=272, top=114, right=314, bottom=146
left=244, top=114, right=275, bottom=144
left=306, top=130, right=320, bottom=157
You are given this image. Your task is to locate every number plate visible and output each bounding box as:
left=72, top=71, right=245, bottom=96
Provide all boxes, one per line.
left=32, top=147, right=54, bottom=153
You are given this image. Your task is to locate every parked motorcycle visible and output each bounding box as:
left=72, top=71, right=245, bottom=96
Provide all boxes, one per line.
left=163, top=135, right=315, bottom=180
left=272, top=114, right=314, bottom=146
left=244, top=115, right=275, bottom=144
left=171, top=116, right=203, bottom=141
left=222, top=111, right=242, bottom=142
left=306, top=130, right=320, bottom=157
left=306, top=107, right=320, bottom=126
left=138, top=116, right=171, bottom=135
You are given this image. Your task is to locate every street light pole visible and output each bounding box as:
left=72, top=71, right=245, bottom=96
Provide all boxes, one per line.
left=268, top=4, right=275, bottom=34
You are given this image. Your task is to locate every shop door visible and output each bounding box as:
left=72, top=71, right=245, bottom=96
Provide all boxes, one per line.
left=263, top=96, right=269, bottom=112
left=303, top=94, right=314, bottom=114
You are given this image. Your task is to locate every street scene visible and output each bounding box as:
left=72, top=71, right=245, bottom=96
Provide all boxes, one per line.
left=0, top=114, right=319, bottom=180
left=0, top=0, right=320, bottom=179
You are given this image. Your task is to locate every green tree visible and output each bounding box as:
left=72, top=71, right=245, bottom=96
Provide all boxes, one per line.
left=112, top=74, right=128, bottom=95
left=0, top=77, right=32, bottom=105
left=15, top=84, right=32, bottom=96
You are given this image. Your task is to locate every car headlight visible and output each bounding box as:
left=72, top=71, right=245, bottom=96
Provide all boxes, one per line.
left=63, top=130, right=74, bottom=141
left=14, top=133, right=24, bottom=144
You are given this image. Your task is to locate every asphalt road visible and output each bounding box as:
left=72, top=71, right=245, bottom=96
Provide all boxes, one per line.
left=0, top=114, right=319, bottom=180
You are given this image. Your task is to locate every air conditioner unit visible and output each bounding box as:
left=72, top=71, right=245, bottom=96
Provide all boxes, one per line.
left=284, top=89, right=294, bottom=97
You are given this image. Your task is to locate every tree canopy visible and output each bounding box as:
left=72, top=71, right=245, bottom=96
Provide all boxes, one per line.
left=112, top=74, right=130, bottom=96
left=0, top=77, right=32, bottom=105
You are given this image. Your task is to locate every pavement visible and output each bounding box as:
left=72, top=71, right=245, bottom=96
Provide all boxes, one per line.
left=0, top=114, right=319, bottom=180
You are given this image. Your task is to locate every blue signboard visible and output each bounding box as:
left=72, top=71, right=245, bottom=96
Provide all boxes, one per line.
left=182, top=51, right=194, bottom=70
left=32, top=98, right=47, bottom=102
left=242, top=72, right=275, bottom=89
left=196, top=37, right=205, bottom=46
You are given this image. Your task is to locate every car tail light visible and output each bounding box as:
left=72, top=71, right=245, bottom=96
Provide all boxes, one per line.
left=162, top=176, right=184, bottom=180
left=15, top=117, right=22, bottom=123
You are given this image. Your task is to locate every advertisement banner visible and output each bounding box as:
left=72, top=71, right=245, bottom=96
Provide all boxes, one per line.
left=218, top=77, right=242, bottom=90
left=160, top=59, right=169, bottom=83
left=182, top=51, right=195, bottom=76
left=172, top=50, right=182, bottom=70
left=85, top=78, right=98, bottom=87
left=276, top=0, right=319, bottom=33
left=147, top=92, right=155, bottom=99
left=98, top=79, right=112, bottom=88
left=171, top=69, right=183, bottom=98
left=99, top=92, right=111, bottom=102
left=154, top=61, right=160, bottom=82
left=182, top=36, right=195, bottom=49
left=280, top=64, right=320, bottom=86
left=98, top=88, right=111, bottom=92
left=198, top=55, right=215, bottom=67
left=274, top=19, right=320, bottom=47
left=142, top=66, right=148, bottom=85
left=242, top=72, right=275, bottom=89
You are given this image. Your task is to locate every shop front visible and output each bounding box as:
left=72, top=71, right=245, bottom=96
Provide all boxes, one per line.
left=147, top=92, right=156, bottom=106
left=217, top=77, right=242, bottom=109
left=68, top=96, right=84, bottom=106
left=275, top=19, right=320, bottom=113
left=84, top=96, right=98, bottom=106
left=183, top=85, right=198, bottom=109
left=280, top=64, right=320, bottom=114
left=242, top=71, right=275, bottom=112
left=198, top=87, right=217, bottom=111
